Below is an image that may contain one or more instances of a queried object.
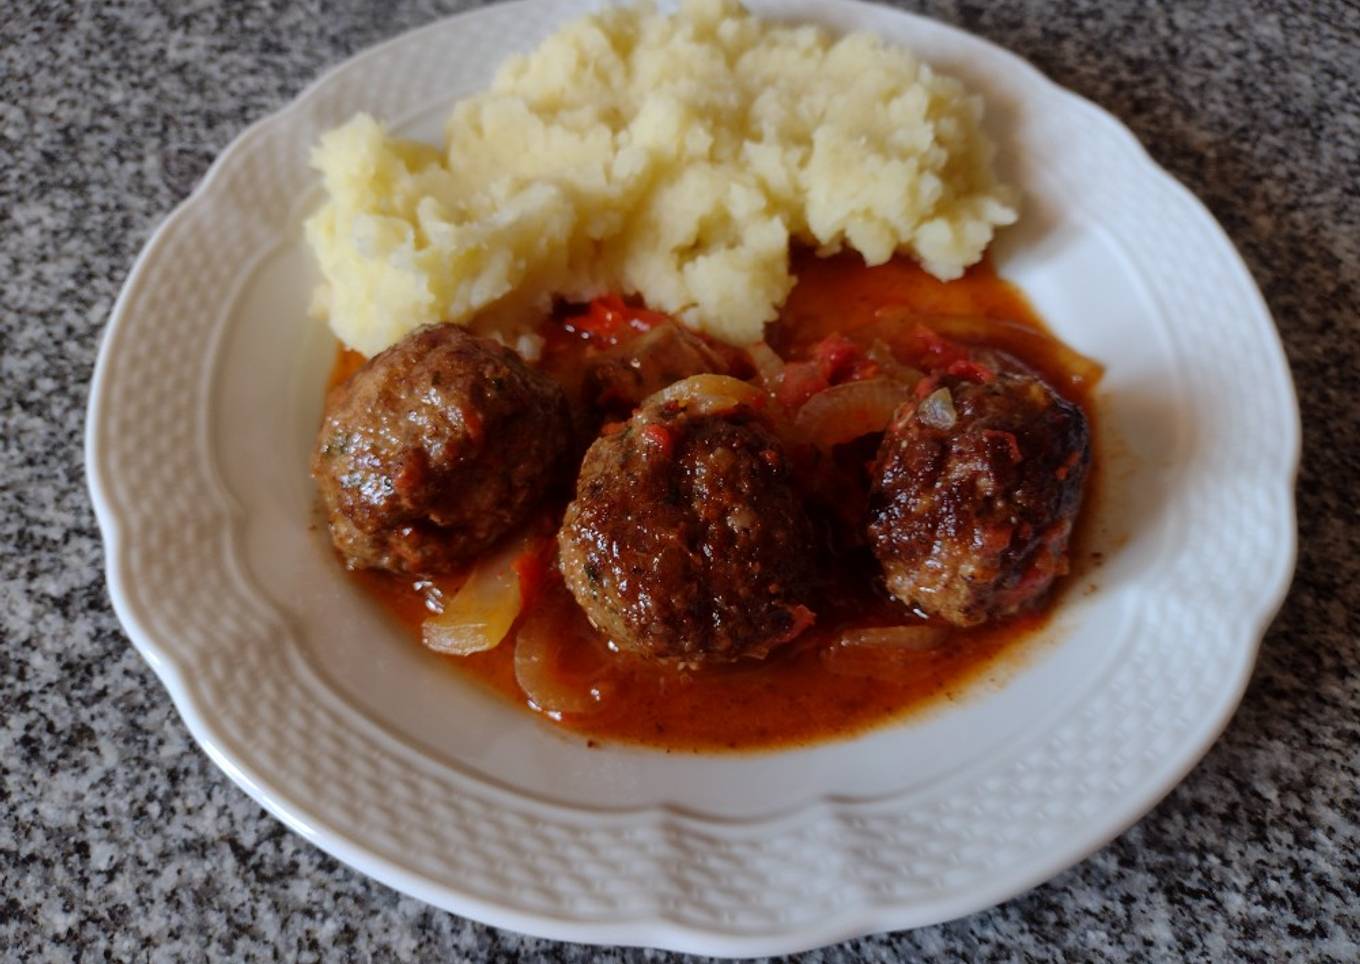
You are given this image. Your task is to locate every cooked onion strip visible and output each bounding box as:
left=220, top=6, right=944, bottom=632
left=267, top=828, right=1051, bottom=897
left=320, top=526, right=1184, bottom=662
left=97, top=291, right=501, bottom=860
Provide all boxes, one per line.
left=652, top=373, right=767, bottom=415
left=513, top=592, right=612, bottom=717
left=870, top=311, right=1104, bottom=389
left=421, top=538, right=526, bottom=655
left=794, top=378, right=914, bottom=447
left=746, top=341, right=786, bottom=389
left=820, top=625, right=949, bottom=679
left=866, top=339, right=923, bottom=387
left=840, top=626, right=948, bottom=650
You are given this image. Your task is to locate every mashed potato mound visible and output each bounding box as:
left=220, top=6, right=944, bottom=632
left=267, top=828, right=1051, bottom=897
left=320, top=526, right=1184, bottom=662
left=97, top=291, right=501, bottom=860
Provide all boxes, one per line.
left=306, top=0, right=1018, bottom=353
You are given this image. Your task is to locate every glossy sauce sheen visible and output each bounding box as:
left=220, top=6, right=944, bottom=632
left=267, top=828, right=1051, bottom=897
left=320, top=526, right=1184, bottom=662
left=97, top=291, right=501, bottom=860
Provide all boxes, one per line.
left=335, top=252, right=1099, bottom=752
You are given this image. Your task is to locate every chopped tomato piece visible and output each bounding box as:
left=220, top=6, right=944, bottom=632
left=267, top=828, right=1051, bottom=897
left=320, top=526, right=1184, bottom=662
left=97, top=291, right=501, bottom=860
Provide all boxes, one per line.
left=641, top=422, right=674, bottom=457
left=565, top=294, right=672, bottom=345
left=778, top=335, right=887, bottom=409
left=777, top=361, right=831, bottom=409
left=946, top=358, right=996, bottom=383
left=810, top=333, right=881, bottom=383
left=908, top=324, right=971, bottom=371
left=811, top=333, right=860, bottom=381
left=512, top=536, right=555, bottom=608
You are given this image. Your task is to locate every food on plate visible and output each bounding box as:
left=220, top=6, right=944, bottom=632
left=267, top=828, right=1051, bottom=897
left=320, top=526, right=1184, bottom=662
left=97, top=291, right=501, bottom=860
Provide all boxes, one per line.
left=304, top=0, right=1018, bottom=356
left=583, top=321, right=731, bottom=417
left=558, top=375, right=816, bottom=663
left=312, top=324, right=570, bottom=574
left=318, top=255, right=1101, bottom=750
left=305, top=2, right=1102, bottom=750
left=868, top=360, right=1091, bottom=627
left=420, top=533, right=536, bottom=655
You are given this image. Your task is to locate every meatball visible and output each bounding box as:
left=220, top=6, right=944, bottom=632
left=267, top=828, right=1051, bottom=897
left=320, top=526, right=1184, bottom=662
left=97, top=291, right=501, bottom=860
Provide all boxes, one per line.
left=584, top=322, right=729, bottom=415
left=868, top=365, right=1090, bottom=627
left=558, top=376, right=816, bottom=663
left=313, top=324, right=571, bottom=574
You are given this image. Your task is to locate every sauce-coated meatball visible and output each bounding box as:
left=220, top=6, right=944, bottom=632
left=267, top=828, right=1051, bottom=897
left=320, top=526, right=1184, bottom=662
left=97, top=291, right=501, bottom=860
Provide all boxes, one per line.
left=313, top=324, right=571, bottom=574
left=558, top=376, right=816, bottom=662
left=868, top=365, right=1090, bottom=626
left=584, top=322, right=729, bottom=415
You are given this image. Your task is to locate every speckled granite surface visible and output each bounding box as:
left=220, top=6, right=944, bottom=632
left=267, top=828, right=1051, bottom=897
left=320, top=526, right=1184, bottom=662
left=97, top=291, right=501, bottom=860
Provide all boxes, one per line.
left=2, top=0, right=1356, bottom=959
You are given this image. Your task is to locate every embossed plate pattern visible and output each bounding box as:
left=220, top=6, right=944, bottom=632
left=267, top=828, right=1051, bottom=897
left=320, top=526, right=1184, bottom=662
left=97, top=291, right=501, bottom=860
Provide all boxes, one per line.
left=86, top=0, right=1298, bottom=955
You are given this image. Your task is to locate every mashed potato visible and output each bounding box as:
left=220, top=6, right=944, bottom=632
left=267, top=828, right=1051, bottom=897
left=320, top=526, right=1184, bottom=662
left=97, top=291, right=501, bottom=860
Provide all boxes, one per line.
left=306, top=0, right=1018, bottom=353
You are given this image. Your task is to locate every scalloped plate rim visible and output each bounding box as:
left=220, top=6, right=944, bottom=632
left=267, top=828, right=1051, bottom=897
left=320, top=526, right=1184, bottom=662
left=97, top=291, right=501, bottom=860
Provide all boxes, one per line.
left=85, top=0, right=1300, bottom=954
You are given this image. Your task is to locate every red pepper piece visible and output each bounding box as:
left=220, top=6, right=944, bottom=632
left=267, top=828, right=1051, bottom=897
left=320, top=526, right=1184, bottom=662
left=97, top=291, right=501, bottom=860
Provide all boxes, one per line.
left=570, top=294, right=670, bottom=344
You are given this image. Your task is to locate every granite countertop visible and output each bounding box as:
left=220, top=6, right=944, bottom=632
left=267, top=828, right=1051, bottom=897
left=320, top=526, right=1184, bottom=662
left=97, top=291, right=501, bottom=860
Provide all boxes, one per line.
left=3, top=0, right=1357, bottom=958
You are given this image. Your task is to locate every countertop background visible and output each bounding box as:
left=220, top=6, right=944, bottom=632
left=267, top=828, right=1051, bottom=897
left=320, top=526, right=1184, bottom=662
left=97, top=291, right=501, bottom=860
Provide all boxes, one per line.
left=3, top=0, right=1357, bottom=959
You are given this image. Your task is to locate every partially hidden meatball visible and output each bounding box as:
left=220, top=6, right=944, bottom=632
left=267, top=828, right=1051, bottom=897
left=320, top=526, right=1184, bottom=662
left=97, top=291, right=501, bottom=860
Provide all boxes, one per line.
left=313, top=324, right=571, bottom=574
left=868, top=364, right=1090, bottom=627
left=584, top=322, right=730, bottom=415
left=558, top=375, right=816, bottom=663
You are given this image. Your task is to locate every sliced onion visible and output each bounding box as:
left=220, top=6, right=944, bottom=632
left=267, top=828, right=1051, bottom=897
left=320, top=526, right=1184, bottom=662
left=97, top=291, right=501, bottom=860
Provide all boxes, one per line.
left=866, top=339, right=923, bottom=387
left=839, top=626, right=949, bottom=650
left=745, top=341, right=786, bottom=389
left=819, top=625, right=950, bottom=680
left=593, top=323, right=728, bottom=409
left=868, top=311, right=1104, bottom=389
left=421, top=538, right=525, bottom=655
left=650, top=373, right=766, bottom=416
left=513, top=594, right=612, bottom=717
left=925, top=316, right=1103, bottom=384
left=917, top=388, right=957, bottom=430
left=794, top=378, right=914, bottom=448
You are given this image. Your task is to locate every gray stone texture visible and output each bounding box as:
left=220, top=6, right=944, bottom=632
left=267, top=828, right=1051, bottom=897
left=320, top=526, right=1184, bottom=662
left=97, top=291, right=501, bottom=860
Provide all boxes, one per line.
left=2, top=0, right=1356, bottom=959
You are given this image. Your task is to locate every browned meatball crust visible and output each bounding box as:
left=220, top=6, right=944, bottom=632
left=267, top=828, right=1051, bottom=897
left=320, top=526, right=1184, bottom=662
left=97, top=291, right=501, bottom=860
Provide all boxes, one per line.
left=584, top=322, right=729, bottom=415
left=313, top=324, right=571, bottom=574
left=868, top=366, right=1090, bottom=627
left=558, top=383, right=816, bottom=663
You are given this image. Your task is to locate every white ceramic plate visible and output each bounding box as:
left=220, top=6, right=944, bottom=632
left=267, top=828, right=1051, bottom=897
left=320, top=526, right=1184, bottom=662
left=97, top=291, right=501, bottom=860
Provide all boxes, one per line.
left=86, top=0, right=1299, bottom=955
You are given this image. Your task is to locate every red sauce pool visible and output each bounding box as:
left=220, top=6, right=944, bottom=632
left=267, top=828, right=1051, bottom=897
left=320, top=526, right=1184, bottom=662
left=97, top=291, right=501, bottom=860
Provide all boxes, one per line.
left=332, top=251, right=1101, bottom=752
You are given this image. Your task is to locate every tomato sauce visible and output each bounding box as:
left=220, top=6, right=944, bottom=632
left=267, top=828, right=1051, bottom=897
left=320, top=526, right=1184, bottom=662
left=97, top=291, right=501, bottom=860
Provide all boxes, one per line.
left=332, top=252, right=1101, bottom=752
